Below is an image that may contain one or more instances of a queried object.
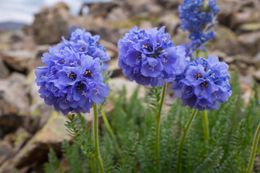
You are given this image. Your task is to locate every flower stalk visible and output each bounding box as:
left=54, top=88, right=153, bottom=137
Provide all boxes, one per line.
left=93, top=104, right=104, bottom=173
left=246, top=123, right=260, bottom=173
left=177, top=109, right=198, bottom=173
left=100, top=108, right=121, bottom=155
left=155, top=83, right=167, bottom=172
left=203, top=110, right=209, bottom=145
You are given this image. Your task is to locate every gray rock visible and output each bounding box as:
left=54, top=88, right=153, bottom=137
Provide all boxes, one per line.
left=32, top=2, right=70, bottom=44
left=238, top=31, right=260, bottom=55
left=0, top=73, right=30, bottom=116
left=0, top=142, right=14, bottom=166
left=209, top=26, right=246, bottom=55
left=253, top=70, right=260, bottom=81
left=0, top=60, right=10, bottom=78
left=158, top=13, right=179, bottom=34
left=0, top=50, right=36, bottom=72
left=0, top=115, right=71, bottom=172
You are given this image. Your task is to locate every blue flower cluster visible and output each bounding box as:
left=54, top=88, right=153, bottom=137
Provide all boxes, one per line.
left=118, top=27, right=189, bottom=86
left=179, top=0, right=219, bottom=52
left=35, top=29, right=110, bottom=114
left=173, top=56, right=232, bottom=110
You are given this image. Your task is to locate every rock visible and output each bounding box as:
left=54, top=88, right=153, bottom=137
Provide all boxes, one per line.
left=0, top=73, right=39, bottom=138
left=253, top=52, right=260, bottom=68
left=240, top=23, right=260, bottom=32
left=0, top=50, right=36, bottom=73
left=139, top=21, right=153, bottom=29
left=128, top=0, right=162, bottom=18
left=86, top=1, right=119, bottom=18
left=238, top=31, right=260, bottom=55
left=158, top=13, right=179, bottom=34
left=209, top=26, right=246, bottom=55
left=107, top=7, right=129, bottom=22
left=240, top=74, right=254, bottom=105
left=0, top=142, right=14, bottom=166
left=4, top=128, right=31, bottom=152
left=253, top=70, right=260, bottom=81
left=108, top=77, right=146, bottom=98
left=0, top=60, right=10, bottom=78
left=155, top=0, right=181, bottom=10
left=100, top=40, right=117, bottom=58
left=0, top=73, right=30, bottom=116
left=0, top=115, right=71, bottom=172
left=32, top=2, right=70, bottom=44
left=0, top=115, right=24, bottom=139
left=217, top=0, right=240, bottom=27
left=231, top=7, right=260, bottom=29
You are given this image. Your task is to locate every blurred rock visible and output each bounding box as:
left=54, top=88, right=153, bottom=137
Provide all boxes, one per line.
left=0, top=115, right=71, bottom=172
left=128, top=0, right=162, bottom=18
left=0, top=142, right=14, bottom=166
left=107, top=7, right=129, bottom=22
left=87, top=1, right=118, bottom=18
left=239, top=23, right=260, bottom=32
left=140, top=21, right=153, bottom=29
left=218, top=0, right=239, bottom=27
left=158, top=13, right=179, bottom=34
left=210, top=26, right=246, bottom=55
left=238, top=31, right=260, bottom=55
left=155, top=0, right=181, bottom=10
left=3, top=128, right=31, bottom=152
left=254, top=53, right=260, bottom=68
left=253, top=70, right=260, bottom=81
left=0, top=60, right=10, bottom=78
left=231, top=5, right=260, bottom=29
left=32, top=2, right=70, bottom=45
left=0, top=50, right=36, bottom=73
left=0, top=73, right=30, bottom=116
left=108, top=78, right=146, bottom=98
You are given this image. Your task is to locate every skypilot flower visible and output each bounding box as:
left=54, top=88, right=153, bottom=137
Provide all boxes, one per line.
left=118, top=26, right=189, bottom=86
left=179, top=0, right=219, bottom=52
left=173, top=56, right=231, bottom=110
left=35, top=29, right=110, bottom=114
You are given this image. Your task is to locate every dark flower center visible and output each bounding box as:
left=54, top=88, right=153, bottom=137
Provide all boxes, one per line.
left=143, top=44, right=153, bottom=52
left=76, top=82, right=86, bottom=92
left=84, top=70, right=92, bottom=78
left=79, top=46, right=85, bottom=52
left=195, top=73, right=202, bottom=79
left=68, top=72, right=77, bottom=80
left=200, top=81, right=209, bottom=88
left=59, top=59, right=65, bottom=64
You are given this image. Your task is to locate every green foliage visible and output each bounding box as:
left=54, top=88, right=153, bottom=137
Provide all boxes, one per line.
left=44, top=149, right=60, bottom=173
left=44, top=77, right=260, bottom=173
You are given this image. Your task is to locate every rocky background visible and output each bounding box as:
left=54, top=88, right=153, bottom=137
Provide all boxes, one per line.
left=0, top=0, right=260, bottom=172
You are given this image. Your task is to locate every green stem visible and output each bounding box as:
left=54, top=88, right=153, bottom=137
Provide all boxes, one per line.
left=177, top=109, right=198, bottom=173
left=203, top=110, right=209, bottom=145
left=101, top=108, right=116, bottom=140
left=89, top=158, right=97, bottom=173
left=93, top=104, right=104, bottom=173
left=246, top=123, right=260, bottom=173
left=100, top=108, right=121, bottom=155
left=155, top=83, right=167, bottom=172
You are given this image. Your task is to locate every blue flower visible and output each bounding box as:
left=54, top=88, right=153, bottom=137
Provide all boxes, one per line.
left=35, top=29, right=110, bottom=114
left=179, top=0, right=219, bottom=52
left=173, top=56, right=231, bottom=110
left=118, top=26, right=189, bottom=86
